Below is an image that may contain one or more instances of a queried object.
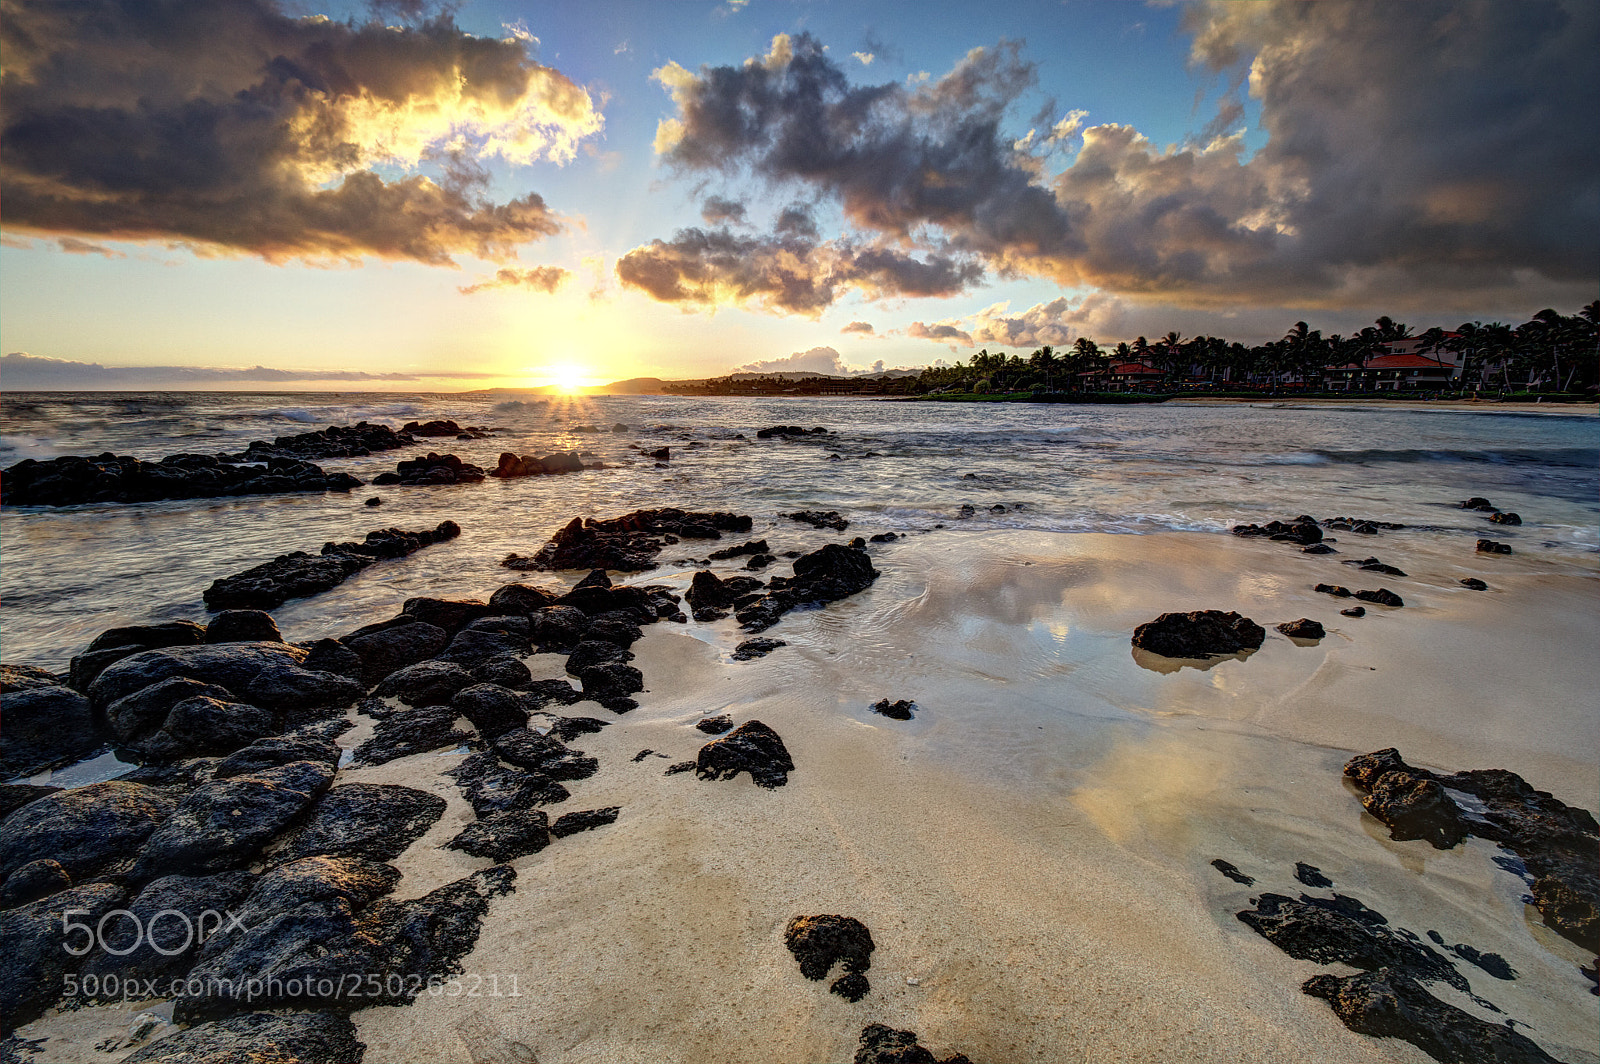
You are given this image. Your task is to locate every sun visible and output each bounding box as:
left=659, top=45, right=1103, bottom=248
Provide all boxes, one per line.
left=546, top=363, right=588, bottom=394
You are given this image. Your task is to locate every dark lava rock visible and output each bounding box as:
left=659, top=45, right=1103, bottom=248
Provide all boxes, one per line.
left=872, top=699, right=915, bottom=720
left=550, top=806, right=619, bottom=838
left=447, top=809, right=550, bottom=861
left=566, top=639, right=633, bottom=674
left=1303, top=969, right=1558, bottom=1063
left=1354, top=588, right=1404, bottom=607
left=490, top=450, right=586, bottom=478
left=696, top=720, right=794, bottom=789
left=79, top=871, right=257, bottom=994
left=436, top=616, right=533, bottom=666
left=1131, top=610, right=1266, bottom=658
left=0, top=664, right=63, bottom=692
left=1488, top=512, right=1522, bottom=525
left=1460, top=497, right=1496, bottom=511
left=1477, top=539, right=1513, bottom=555
left=132, top=760, right=336, bottom=878
left=0, top=858, right=72, bottom=909
left=89, top=642, right=365, bottom=725
left=1276, top=619, right=1326, bottom=640
left=204, top=522, right=460, bottom=610
left=1232, top=518, right=1323, bottom=545
left=757, top=425, right=829, bottom=439
left=452, top=683, right=531, bottom=737
left=213, top=735, right=339, bottom=779
left=1324, top=516, right=1406, bottom=533
left=1363, top=771, right=1468, bottom=848
left=529, top=605, right=593, bottom=650
left=1238, top=893, right=1465, bottom=990
left=1, top=452, right=360, bottom=508
left=687, top=570, right=738, bottom=611
left=300, top=637, right=364, bottom=680
left=1343, top=557, right=1407, bottom=577
left=0, top=881, right=126, bottom=1031
left=223, top=421, right=413, bottom=463
left=492, top=730, right=597, bottom=781
left=448, top=753, right=570, bottom=817
left=0, top=683, right=102, bottom=777
left=0, top=781, right=177, bottom=882
left=1345, top=749, right=1600, bottom=952
left=471, top=654, right=534, bottom=690
left=732, top=637, right=786, bottom=660
left=0, top=784, right=60, bottom=821
left=736, top=543, right=879, bottom=633
left=854, top=1024, right=973, bottom=1064
left=1295, top=862, right=1333, bottom=889
left=832, top=972, right=871, bottom=1001
left=1315, top=583, right=1353, bottom=597
left=375, top=659, right=476, bottom=706
left=121, top=1011, right=366, bottom=1064
left=710, top=539, right=770, bottom=560
left=1302, top=543, right=1337, bottom=554
left=371, top=451, right=486, bottom=486
left=785, top=914, right=874, bottom=982
left=403, top=419, right=489, bottom=438
left=783, top=510, right=849, bottom=531
left=525, top=682, right=589, bottom=715
left=489, top=582, right=561, bottom=615
left=664, top=761, right=696, bottom=776
left=1211, top=859, right=1254, bottom=885
left=345, top=621, right=451, bottom=683
left=696, top=715, right=734, bottom=735
left=1341, top=606, right=1366, bottom=617
left=1460, top=578, right=1489, bottom=590
left=69, top=619, right=209, bottom=691
left=399, top=596, right=494, bottom=636
left=353, top=705, right=472, bottom=765
left=510, top=509, right=753, bottom=572
left=572, top=661, right=645, bottom=712
left=204, top=610, right=284, bottom=643
left=1429, top=935, right=1517, bottom=981
left=275, top=784, right=446, bottom=864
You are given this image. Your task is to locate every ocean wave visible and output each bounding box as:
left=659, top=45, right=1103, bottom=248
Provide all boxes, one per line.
left=1308, top=447, right=1598, bottom=468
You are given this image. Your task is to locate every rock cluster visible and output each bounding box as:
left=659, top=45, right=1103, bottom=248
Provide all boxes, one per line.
left=504, top=509, right=754, bottom=572
left=203, top=522, right=462, bottom=610
left=1, top=452, right=361, bottom=507
left=1344, top=748, right=1599, bottom=953
left=490, top=451, right=585, bottom=478
left=372, top=453, right=486, bottom=486
left=785, top=914, right=875, bottom=1001
left=401, top=419, right=491, bottom=438
left=784, top=510, right=850, bottom=531
left=757, top=425, right=829, bottom=439
left=735, top=543, right=880, bottom=632
left=221, top=422, right=415, bottom=462
left=855, top=1025, right=974, bottom=1064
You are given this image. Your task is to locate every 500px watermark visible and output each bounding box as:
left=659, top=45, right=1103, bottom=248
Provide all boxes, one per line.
left=62, top=972, right=525, bottom=1004
left=61, top=908, right=245, bottom=957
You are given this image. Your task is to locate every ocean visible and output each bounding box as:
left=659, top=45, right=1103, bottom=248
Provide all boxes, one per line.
left=2, top=391, right=1594, bottom=673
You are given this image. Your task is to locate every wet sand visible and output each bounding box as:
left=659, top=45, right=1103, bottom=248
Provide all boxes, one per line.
left=18, top=530, right=1599, bottom=1063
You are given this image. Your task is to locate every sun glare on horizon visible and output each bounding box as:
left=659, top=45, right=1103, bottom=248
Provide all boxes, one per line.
left=528, top=362, right=592, bottom=393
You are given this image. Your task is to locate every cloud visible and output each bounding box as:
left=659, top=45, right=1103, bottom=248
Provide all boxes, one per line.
left=645, top=10, right=1596, bottom=315
left=56, top=237, right=124, bottom=258
left=701, top=197, right=748, bottom=225
left=0, top=0, right=604, bottom=265
left=841, top=320, right=875, bottom=335
left=736, top=346, right=852, bottom=376
left=615, top=226, right=981, bottom=316
left=905, top=320, right=973, bottom=347
left=0, top=352, right=498, bottom=389
left=851, top=52, right=874, bottom=66
left=458, top=266, right=572, bottom=295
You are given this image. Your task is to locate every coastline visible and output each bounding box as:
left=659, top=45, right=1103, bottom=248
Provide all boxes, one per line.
left=14, top=527, right=1597, bottom=1063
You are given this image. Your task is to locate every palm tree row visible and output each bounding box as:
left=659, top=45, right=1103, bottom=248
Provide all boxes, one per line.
left=915, top=302, right=1598, bottom=395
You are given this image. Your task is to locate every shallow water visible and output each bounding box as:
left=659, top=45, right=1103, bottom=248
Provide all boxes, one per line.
left=3, top=392, right=1594, bottom=672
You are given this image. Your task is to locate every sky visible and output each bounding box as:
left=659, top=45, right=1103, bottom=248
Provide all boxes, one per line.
left=1, top=0, right=1595, bottom=390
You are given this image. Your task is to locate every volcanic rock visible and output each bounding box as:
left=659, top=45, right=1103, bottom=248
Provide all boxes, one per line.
left=274, top=784, right=446, bottom=864
left=1131, top=610, right=1266, bottom=658
left=696, top=720, right=794, bottom=789
left=1276, top=619, right=1326, bottom=640
left=1, top=452, right=360, bottom=508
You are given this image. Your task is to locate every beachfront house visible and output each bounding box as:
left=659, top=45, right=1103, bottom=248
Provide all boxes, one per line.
left=1326, top=334, right=1465, bottom=391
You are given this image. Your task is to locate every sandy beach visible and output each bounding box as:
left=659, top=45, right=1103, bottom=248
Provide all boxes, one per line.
left=14, top=526, right=1596, bottom=1064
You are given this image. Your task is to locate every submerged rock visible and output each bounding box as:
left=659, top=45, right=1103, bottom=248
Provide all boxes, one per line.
left=1354, top=588, right=1404, bottom=608
left=696, top=720, right=794, bottom=789
left=783, top=509, right=849, bottom=531
left=1303, top=969, right=1558, bottom=1063
left=1460, top=578, right=1489, bottom=590
left=1477, top=539, right=1513, bottom=555
left=735, top=543, right=879, bottom=633
left=1238, top=893, right=1465, bottom=990
left=872, top=698, right=915, bottom=720
left=1, top=452, right=360, bottom=508
left=1232, top=518, right=1322, bottom=545
left=510, top=509, right=753, bottom=572
left=732, top=638, right=786, bottom=661
left=1276, top=619, right=1326, bottom=640
left=204, top=522, right=461, bottom=610
left=1131, top=610, right=1266, bottom=659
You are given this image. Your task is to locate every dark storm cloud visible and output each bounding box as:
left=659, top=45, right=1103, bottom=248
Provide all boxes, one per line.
left=700, top=196, right=747, bottom=225
left=615, top=226, right=981, bottom=316
left=0, top=0, right=602, bottom=264
left=0, top=352, right=497, bottom=387
left=458, top=265, right=572, bottom=294
left=648, top=5, right=1597, bottom=314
